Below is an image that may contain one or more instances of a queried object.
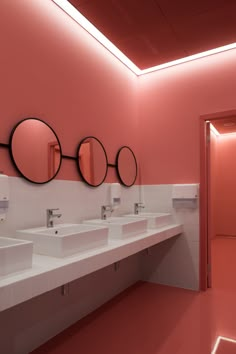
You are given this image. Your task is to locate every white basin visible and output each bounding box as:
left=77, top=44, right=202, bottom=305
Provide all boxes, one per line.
left=83, top=216, right=147, bottom=239
left=0, top=237, right=33, bottom=276
left=16, top=223, right=109, bottom=258
left=123, top=212, right=173, bottom=229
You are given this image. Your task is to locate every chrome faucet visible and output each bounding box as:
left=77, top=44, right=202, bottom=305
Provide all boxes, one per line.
left=134, top=202, right=145, bottom=215
left=101, top=205, right=113, bottom=220
left=46, top=208, right=62, bottom=228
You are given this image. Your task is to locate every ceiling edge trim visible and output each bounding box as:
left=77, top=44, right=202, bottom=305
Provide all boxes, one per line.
left=52, top=0, right=236, bottom=77
left=52, top=0, right=141, bottom=75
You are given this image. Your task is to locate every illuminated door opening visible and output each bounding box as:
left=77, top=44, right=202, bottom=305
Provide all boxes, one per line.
left=200, top=110, right=236, bottom=290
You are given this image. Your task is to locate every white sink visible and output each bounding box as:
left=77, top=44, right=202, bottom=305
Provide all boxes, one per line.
left=123, top=212, right=173, bottom=229
left=16, top=223, right=109, bottom=258
left=0, top=237, right=33, bottom=276
left=83, top=216, right=147, bottom=239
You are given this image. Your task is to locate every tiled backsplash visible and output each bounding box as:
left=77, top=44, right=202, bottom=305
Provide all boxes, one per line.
left=138, top=184, right=199, bottom=290
left=0, top=177, right=138, bottom=236
left=0, top=178, right=200, bottom=354
left=0, top=178, right=199, bottom=291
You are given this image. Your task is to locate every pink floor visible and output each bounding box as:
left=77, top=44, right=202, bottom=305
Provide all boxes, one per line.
left=31, top=237, right=236, bottom=354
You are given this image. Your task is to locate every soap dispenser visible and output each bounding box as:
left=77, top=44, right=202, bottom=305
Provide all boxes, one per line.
left=0, top=173, right=9, bottom=222
left=110, top=183, right=121, bottom=209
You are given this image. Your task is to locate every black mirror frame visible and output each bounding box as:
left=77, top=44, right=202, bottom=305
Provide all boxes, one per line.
left=9, top=117, right=63, bottom=184
left=2, top=118, right=137, bottom=187
left=116, top=146, right=138, bottom=187
left=76, top=136, right=108, bottom=187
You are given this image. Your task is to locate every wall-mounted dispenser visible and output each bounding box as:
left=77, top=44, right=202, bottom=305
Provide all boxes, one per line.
left=110, top=183, right=121, bottom=209
left=0, top=173, right=9, bottom=221
left=172, top=184, right=198, bottom=208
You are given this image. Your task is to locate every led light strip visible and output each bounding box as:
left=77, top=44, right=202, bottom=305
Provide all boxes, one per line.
left=209, top=122, right=236, bottom=136
left=219, top=132, right=236, bottom=137
left=52, top=0, right=236, bottom=76
left=141, top=43, right=236, bottom=75
left=209, top=123, right=220, bottom=136
left=212, top=336, right=236, bottom=354
left=52, top=0, right=141, bottom=75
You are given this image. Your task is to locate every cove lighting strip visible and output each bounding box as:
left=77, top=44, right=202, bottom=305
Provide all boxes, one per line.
left=209, top=123, right=220, bottom=136
left=52, top=0, right=236, bottom=76
left=52, top=0, right=141, bottom=75
left=211, top=336, right=236, bottom=354
left=209, top=122, right=236, bottom=137
left=141, top=43, right=236, bottom=75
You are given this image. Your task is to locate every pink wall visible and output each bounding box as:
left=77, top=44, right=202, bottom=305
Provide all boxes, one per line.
left=1, top=1, right=236, bottom=187
left=214, top=134, right=236, bottom=236
left=138, top=49, right=236, bottom=184
left=0, top=0, right=138, bottom=182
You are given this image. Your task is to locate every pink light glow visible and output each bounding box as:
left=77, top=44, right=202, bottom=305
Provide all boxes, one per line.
left=52, top=0, right=236, bottom=76
left=211, top=336, right=236, bottom=354
left=209, top=123, right=220, bottom=136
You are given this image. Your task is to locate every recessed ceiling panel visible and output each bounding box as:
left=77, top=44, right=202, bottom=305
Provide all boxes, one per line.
left=169, top=3, right=236, bottom=55
left=68, top=0, right=236, bottom=69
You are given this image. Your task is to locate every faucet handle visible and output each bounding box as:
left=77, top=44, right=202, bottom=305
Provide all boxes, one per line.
left=134, top=202, right=145, bottom=208
left=134, top=202, right=145, bottom=214
left=46, top=208, right=61, bottom=228
left=47, top=208, right=59, bottom=213
left=46, top=208, right=61, bottom=219
left=101, top=205, right=113, bottom=220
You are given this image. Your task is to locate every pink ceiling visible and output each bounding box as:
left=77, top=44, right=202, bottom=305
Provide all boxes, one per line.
left=211, top=117, right=236, bottom=135
left=68, top=0, right=236, bottom=69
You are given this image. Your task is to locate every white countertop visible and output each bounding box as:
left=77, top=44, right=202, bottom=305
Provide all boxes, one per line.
left=0, top=223, right=182, bottom=312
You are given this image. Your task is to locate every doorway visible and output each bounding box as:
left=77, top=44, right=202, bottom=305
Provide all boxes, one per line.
left=200, top=110, right=236, bottom=290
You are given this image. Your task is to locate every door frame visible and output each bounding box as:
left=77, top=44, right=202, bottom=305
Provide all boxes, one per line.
left=199, top=109, right=236, bottom=290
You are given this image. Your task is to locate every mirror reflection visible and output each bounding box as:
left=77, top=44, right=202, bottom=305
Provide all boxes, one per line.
left=77, top=137, right=108, bottom=187
left=116, top=146, right=137, bottom=187
left=10, top=118, right=62, bottom=184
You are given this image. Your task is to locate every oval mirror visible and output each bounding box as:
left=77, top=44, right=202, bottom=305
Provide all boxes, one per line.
left=77, top=137, right=108, bottom=187
left=116, top=146, right=137, bottom=187
left=10, top=118, right=62, bottom=184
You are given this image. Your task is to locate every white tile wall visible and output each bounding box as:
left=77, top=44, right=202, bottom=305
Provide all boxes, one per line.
left=0, top=177, right=140, bottom=236
left=140, top=184, right=200, bottom=291
left=138, top=184, right=173, bottom=213
left=0, top=178, right=200, bottom=353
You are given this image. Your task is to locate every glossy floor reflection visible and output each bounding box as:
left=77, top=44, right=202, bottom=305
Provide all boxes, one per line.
left=31, top=237, right=236, bottom=354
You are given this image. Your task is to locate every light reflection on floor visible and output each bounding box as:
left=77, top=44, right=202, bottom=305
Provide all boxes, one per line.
left=31, top=237, right=236, bottom=354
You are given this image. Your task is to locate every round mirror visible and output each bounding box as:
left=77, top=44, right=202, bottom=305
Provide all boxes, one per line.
left=116, top=146, right=137, bottom=187
left=10, top=118, right=62, bottom=184
left=77, top=137, right=108, bottom=187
